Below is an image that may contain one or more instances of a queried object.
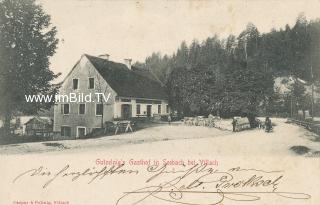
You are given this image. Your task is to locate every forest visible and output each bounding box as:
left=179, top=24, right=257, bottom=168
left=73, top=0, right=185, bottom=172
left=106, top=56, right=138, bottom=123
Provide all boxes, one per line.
left=135, top=14, right=320, bottom=120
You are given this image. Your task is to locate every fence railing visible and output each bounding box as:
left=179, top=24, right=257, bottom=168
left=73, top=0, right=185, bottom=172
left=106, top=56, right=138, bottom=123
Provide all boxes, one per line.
left=287, top=118, right=320, bottom=135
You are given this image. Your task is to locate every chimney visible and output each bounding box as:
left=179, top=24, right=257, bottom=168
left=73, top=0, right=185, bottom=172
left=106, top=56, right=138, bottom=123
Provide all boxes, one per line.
left=98, top=54, right=110, bottom=60
left=124, top=58, right=132, bottom=70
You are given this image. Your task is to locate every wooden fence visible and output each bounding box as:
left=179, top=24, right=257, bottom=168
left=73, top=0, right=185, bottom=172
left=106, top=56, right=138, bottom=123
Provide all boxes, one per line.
left=287, top=118, right=320, bottom=135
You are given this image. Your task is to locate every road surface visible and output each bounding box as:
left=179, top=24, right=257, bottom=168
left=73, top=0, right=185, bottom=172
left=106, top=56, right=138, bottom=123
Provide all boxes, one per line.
left=0, top=118, right=319, bottom=156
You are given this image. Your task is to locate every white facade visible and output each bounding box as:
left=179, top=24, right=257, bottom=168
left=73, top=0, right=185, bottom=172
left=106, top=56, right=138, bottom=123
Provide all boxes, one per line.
left=53, top=55, right=169, bottom=139
left=114, top=98, right=169, bottom=118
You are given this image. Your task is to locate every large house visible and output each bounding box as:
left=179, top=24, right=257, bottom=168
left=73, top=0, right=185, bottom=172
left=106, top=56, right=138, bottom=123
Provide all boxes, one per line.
left=53, top=54, right=169, bottom=139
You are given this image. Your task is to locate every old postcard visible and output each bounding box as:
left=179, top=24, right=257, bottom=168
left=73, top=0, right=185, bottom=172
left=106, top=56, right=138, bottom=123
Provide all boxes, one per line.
left=0, top=0, right=319, bottom=204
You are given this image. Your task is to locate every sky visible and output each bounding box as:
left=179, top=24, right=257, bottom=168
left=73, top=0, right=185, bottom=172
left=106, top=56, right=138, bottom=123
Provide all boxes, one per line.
left=37, top=0, right=320, bottom=82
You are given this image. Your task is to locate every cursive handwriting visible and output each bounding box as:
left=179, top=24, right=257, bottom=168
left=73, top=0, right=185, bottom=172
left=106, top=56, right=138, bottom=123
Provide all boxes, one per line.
left=12, top=163, right=311, bottom=204
left=13, top=164, right=139, bottom=188
left=116, top=164, right=311, bottom=205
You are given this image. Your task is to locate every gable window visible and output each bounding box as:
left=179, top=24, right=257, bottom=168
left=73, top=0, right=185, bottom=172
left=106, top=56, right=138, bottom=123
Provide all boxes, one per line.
left=73, top=79, right=79, bottom=90
left=62, top=104, right=70, bottom=115
left=96, top=103, right=103, bottom=116
left=158, top=105, right=161, bottom=114
left=79, top=104, right=85, bottom=114
left=61, top=126, right=71, bottom=137
left=136, top=104, right=141, bottom=115
left=88, top=77, right=94, bottom=89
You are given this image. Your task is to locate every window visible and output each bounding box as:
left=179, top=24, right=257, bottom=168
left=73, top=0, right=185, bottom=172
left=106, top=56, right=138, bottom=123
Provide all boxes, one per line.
left=62, top=104, right=70, bottom=114
left=158, top=105, right=161, bottom=114
left=88, top=77, right=94, bottom=89
left=73, top=79, right=79, bottom=89
left=79, top=104, right=85, bottom=114
left=136, top=104, right=141, bottom=115
left=61, top=126, right=71, bottom=137
left=96, top=103, right=103, bottom=116
left=166, top=105, right=169, bottom=113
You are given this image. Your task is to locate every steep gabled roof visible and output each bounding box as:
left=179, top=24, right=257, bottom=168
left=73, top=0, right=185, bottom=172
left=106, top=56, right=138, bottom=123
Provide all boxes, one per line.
left=85, top=54, right=168, bottom=100
left=25, top=116, right=53, bottom=125
left=131, top=66, right=164, bottom=86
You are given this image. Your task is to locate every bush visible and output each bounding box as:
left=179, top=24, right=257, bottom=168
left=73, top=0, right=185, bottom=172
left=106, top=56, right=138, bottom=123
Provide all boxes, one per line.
left=290, top=146, right=311, bottom=155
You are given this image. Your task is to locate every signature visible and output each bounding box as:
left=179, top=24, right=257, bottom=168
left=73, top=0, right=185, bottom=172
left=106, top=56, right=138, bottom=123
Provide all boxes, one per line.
left=116, top=164, right=311, bottom=205
left=12, top=163, right=311, bottom=204
left=13, top=164, right=138, bottom=188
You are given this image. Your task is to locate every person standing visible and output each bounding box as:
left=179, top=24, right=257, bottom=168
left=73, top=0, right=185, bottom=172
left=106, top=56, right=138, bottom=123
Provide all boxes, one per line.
left=168, top=114, right=172, bottom=125
left=232, top=118, right=237, bottom=132
left=265, top=117, right=272, bottom=132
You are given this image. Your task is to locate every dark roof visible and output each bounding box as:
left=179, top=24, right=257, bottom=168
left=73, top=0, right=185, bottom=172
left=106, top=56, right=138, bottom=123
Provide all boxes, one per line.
left=25, top=117, right=53, bottom=125
left=85, top=54, right=168, bottom=100
left=131, top=66, right=164, bottom=86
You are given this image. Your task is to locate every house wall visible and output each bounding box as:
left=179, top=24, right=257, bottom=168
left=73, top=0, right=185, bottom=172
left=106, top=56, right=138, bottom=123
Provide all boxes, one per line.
left=114, top=98, right=169, bottom=119
left=53, top=55, right=117, bottom=139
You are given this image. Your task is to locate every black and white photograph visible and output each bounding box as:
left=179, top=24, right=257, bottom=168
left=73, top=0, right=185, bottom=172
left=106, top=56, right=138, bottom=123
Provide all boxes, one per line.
left=0, top=0, right=319, bottom=205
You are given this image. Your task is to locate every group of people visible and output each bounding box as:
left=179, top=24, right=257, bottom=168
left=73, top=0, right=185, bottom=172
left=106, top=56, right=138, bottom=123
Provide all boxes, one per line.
left=232, top=116, right=273, bottom=132
left=168, top=114, right=273, bottom=132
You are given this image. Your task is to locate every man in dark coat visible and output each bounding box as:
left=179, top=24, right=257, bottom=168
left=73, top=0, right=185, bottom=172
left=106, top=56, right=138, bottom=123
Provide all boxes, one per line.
left=232, top=118, right=237, bottom=132
left=265, top=117, right=272, bottom=132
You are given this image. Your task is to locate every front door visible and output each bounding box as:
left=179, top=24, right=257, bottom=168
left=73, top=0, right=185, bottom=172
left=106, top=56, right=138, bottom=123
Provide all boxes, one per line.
left=146, top=105, right=152, bottom=117
left=77, top=127, right=86, bottom=138
left=121, top=104, right=132, bottom=119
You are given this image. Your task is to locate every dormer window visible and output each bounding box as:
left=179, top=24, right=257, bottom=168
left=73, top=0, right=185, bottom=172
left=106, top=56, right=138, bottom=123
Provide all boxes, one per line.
left=88, top=77, right=94, bottom=89
left=73, top=79, right=79, bottom=90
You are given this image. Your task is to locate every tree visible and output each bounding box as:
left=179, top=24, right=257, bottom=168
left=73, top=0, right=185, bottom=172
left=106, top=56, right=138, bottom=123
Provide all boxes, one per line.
left=222, top=23, right=274, bottom=125
left=308, top=19, right=320, bottom=81
left=290, top=13, right=311, bottom=79
left=290, top=80, right=306, bottom=113
left=140, top=15, right=318, bottom=120
left=0, top=0, right=59, bottom=135
left=174, top=41, right=189, bottom=68
left=166, top=66, right=189, bottom=117
left=188, top=39, right=201, bottom=67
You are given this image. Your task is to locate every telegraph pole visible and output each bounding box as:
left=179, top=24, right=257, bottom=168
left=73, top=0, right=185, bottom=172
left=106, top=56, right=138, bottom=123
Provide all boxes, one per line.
left=311, top=66, right=314, bottom=120
left=290, top=94, right=293, bottom=118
